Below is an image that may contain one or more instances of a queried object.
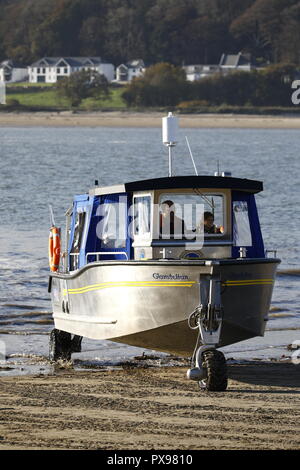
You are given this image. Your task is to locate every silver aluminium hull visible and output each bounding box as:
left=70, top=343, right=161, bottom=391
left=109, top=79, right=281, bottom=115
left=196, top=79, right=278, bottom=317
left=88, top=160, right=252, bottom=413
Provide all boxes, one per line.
left=49, top=259, right=280, bottom=356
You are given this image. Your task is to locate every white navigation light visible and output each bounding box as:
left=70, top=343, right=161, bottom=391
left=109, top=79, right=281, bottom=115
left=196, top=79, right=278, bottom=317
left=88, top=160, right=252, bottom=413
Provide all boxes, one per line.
left=214, top=171, right=232, bottom=177
left=162, top=112, right=179, bottom=177
left=162, top=112, right=179, bottom=145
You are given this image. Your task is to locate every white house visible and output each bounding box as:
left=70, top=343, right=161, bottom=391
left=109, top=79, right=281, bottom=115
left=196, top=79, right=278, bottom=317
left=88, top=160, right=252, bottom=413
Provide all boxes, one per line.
left=0, top=60, right=28, bottom=83
left=116, top=59, right=145, bottom=82
left=183, top=53, right=256, bottom=82
left=219, top=52, right=254, bottom=73
left=28, top=57, right=115, bottom=83
left=183, top=64, right=220, bottom=81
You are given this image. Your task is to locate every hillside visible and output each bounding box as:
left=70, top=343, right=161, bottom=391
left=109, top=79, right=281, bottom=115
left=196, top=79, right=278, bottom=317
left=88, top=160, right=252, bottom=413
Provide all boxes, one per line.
left=0, top=0, right=300, bottom=66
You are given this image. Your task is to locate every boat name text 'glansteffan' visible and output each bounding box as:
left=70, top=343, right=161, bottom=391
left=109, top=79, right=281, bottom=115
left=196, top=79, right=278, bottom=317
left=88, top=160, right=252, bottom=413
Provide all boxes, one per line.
left=152, top=273, right=189, bottom=280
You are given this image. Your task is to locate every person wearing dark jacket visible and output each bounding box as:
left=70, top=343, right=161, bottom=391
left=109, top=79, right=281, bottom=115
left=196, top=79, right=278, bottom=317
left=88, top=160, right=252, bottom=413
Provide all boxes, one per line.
left=203, top=211, right=221, bottom=234
left=160, top=200, right=186, bottom=238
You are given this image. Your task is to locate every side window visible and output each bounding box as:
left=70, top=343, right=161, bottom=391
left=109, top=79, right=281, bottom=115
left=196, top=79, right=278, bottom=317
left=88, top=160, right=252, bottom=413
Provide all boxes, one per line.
left=71, top=211, right=86, bottom=253
left=133, top=196, right=151, bottom=239
left=70, top=210, right=86, bottom=270
left=233, top=201, right=252, bottom=246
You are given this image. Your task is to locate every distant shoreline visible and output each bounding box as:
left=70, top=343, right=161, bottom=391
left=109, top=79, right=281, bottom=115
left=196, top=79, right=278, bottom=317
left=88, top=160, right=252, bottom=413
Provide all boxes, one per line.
left=0, top=111, right=300, bottom=128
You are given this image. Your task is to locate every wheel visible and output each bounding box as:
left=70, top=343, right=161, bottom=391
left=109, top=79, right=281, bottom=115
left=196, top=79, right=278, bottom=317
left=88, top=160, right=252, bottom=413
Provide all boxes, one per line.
left=199, top=349, right=228, bottom=391
left=71, top=335, right=83, bottom=353
left=49, top=328, right=72, bottom=361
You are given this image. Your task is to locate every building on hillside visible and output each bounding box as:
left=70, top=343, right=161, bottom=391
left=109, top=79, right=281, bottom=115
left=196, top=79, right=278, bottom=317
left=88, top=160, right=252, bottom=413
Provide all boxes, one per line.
left=219, top=52, right=255, bottom=73
left=28, top=57, right=115, bottom=83
left=115, top=59, right=145, bottom=82
left=183, top=53, right=257, bottom=81
left=0, top=60, right=28, bottom=83
left=183, top=64, right=220, bottom=81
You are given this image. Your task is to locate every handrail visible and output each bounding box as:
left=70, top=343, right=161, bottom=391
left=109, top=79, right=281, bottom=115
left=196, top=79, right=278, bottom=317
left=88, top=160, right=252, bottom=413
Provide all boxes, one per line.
left=86, top=251, right=128, bottom=262
left=69, top=252, right=80, bottom=271
left=265, top=249, right=277, bottom=258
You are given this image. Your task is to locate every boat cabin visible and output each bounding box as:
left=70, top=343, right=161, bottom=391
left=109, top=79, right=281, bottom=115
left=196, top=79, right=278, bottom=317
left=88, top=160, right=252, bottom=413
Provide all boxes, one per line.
left=65, top=175, right=264, bottom=271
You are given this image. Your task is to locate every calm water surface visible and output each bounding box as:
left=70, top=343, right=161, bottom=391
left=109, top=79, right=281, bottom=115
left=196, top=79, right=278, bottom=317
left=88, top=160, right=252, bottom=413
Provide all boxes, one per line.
left=0, top=126, right=299, bottom=338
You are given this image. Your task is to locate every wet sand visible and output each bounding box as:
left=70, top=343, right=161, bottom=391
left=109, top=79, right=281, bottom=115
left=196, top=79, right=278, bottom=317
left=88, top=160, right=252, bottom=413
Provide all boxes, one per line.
left=0, top=111, right=300, bottom=128
left=0, top=362, right=299, bottom=450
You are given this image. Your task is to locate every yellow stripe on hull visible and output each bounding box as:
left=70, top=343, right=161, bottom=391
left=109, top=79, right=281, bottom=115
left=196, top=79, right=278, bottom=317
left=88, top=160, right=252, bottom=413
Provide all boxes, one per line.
left=63, top=278, right=274, bottom=295
left=223, top=278, right=274, bottom=286
left=64, top=280, right=196, bottom=295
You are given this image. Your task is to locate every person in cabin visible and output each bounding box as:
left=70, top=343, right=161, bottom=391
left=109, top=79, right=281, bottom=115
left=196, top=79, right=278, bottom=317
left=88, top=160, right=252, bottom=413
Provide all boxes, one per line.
left=159, top=200, right=186, bottom=238
left=202, top=211, right=222, bottom=234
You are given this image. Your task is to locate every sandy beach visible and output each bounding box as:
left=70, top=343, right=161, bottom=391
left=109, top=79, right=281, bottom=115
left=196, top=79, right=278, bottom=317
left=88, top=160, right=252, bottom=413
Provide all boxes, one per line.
left=0, top=111, right=300, bottom=128
left=0, top=361, right=299, bottom=450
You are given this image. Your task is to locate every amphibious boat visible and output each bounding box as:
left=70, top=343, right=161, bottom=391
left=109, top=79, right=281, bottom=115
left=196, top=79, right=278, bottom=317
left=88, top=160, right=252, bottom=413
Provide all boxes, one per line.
left=48, top=114, right=280, bottom=391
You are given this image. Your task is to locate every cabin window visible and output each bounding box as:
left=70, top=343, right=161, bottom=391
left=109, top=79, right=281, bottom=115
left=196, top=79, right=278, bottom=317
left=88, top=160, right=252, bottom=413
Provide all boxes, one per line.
left=158, top=193, right=225, bottom=239
left=133, top=195, right=151, bottom=239
left=233, top=201, right=252, bottom=246
left=70, top=211, right=86, bottom=270
left=97, top=202, right=127, bottom=249
left=71, top=211, right=86, bottom=253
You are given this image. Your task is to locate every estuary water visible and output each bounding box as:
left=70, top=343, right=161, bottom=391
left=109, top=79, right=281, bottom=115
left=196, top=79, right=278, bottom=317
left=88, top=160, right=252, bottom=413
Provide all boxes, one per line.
left=0, top=125, right=299, bottom=372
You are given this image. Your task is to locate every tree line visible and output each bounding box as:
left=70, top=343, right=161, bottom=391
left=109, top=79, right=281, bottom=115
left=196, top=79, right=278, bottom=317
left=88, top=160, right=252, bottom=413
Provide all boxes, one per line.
left=122, top=63, right=299, bottom=108
left=0, top=0, right=300, bottom=67
left=54, top=62, right=299, bottom=108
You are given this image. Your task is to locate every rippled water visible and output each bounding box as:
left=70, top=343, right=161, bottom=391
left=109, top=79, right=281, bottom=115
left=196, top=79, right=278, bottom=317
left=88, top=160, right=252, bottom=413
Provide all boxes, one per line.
left=0, top=126, right=299, bottom=340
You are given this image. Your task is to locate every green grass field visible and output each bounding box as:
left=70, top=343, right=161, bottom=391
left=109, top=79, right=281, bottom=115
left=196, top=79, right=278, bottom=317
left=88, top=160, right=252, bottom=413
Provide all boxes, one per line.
left=6, top=83, right=127, bottom=109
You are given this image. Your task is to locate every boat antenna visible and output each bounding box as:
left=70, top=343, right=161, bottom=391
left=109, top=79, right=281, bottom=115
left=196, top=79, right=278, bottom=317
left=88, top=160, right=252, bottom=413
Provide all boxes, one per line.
left=49, top=204, right=56, bottom=227
left=185, top=136, right=198, bottom=176
left=193, top=188, right=215, bottom=209
left=162, top=112, right=178, bottom=177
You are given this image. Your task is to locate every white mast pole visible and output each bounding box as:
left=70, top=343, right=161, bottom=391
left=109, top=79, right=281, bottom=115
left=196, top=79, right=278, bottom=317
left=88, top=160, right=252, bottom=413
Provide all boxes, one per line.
left=168, top=145, right=172, bottom=177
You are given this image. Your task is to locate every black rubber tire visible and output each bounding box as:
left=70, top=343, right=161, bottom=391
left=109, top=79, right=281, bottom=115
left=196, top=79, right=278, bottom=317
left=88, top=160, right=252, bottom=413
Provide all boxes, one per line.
left=199, top=349, right=228, bottom=391
left=49, top=328, right=72, bottom=361
left=71, top=335, right=83, bottom=353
